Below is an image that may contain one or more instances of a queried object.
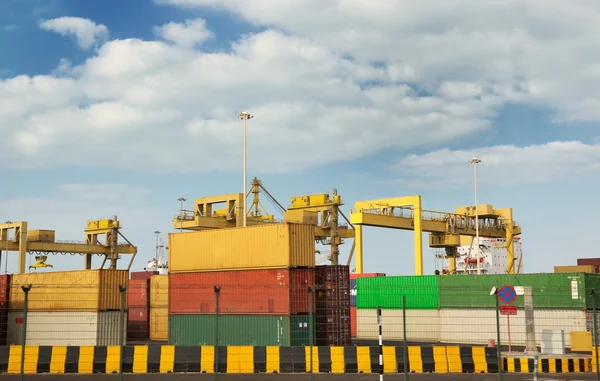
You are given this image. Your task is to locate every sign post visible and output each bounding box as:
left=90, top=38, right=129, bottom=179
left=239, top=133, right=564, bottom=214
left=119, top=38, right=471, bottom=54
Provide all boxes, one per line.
left=498, top=286, right=517, bottom=355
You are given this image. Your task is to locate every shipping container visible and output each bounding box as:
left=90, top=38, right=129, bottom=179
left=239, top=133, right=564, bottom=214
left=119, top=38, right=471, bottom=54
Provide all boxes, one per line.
left=149, top=306, right=168, bottom=341
left=578, top=258, right=600, bottom=267
left=168, top=314, right=315, bottom=346
left=6, top=311, right=126, bottom=346
left=349, top=273, right=386, bottom=280
left=555, top=265, right=598, bottom=274
left=316, top=307, right=351, bottom=346
left=439, top=273, right=600, bottom=309
left=127, top=306, right=149, bottom=340
left=350, top=306, right=357, bottom=337
left=131, top=271, right=158, bottom=280
left=169, top=269, right=315, bottom=315
left=27, top=230, right=55, bottom=242
left=349, top=273, right=385, bottom=306
left=0, top=274, right=10, bottom=310
left=0, top=309, right=6, bottom=345
left=315, top=265, right=350, bottom=309
left=9, top=270, right=128, bottom=311
left=128, top=279, right=149, bottom=308
left=356, top=275, right=439, bottom=309
left=150, top=275, right=168, bottom=308
left=356, top=309, right=440, bottom=342
left=168, top=223, right=316, bottom=273
left=439, top=309, right=586, bottom=347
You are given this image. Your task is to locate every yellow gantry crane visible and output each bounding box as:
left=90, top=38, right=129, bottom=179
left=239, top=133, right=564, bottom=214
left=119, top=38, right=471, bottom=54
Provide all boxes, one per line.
left=349, top=195, right=521, bottom=276
left=0, top=217, right=137, bottom=274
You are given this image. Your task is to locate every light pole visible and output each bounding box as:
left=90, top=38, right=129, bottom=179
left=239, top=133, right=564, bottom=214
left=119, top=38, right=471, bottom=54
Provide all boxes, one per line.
left=237, top=111, right=254, bottom=227
left=177, top=197, right=186, bottom=233
left=469, top=157, right=482, bottom=275
left=154, top=230, right=160, bottom=260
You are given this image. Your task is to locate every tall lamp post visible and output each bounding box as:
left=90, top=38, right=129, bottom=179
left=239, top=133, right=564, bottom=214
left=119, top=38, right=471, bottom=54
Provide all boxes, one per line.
left=237, top=111, right=254, bottom=227
left=177, top=197, right=186, bottom=233
left=469, top=157, right=482, bottom=275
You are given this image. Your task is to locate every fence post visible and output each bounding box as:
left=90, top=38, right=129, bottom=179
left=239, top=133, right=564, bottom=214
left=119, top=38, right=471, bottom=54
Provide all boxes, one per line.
left=308, top=286, right=314, bottom=381
left=402, top=295, right=408, bottom=380
left=533, top=355, right=538, bottom=381
left=119, top=285, right=127, bottom=381
left=214, top=286, right=221, bottom=381
left=494, top=287, right=503, bottom=380
left=20, top=284, right=31, bottom=381
left=377, top=306, right=383, bottom=381
left=592, top=289, right=599, bottom=380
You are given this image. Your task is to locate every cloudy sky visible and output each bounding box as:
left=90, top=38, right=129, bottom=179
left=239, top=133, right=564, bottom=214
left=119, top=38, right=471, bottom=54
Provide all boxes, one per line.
left=1, top=0, right=599, bottom=276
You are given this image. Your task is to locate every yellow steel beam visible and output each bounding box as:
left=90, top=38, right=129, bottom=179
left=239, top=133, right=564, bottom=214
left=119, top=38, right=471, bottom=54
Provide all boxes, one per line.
left=0, top=241, right=136, bottom=255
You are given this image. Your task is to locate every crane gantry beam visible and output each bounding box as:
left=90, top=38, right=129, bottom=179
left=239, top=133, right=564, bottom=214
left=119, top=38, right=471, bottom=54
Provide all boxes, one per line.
left=349, top=195, right=521, bottom=276
left=0, top=218, right=137, bottom=274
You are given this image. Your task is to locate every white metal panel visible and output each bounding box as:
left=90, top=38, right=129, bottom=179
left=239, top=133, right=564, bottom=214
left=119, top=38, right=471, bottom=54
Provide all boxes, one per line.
left=439, top=309, right=585, bottom=347
left=356, top=309, right=439, bottom=342
left=6, top=311, right=125, bottom=346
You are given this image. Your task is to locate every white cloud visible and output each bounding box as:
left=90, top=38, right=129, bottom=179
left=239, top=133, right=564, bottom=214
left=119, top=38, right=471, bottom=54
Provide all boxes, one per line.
left=154, top=18, right=213, bottom=47
left=40, top=17, right=109, bottom=49
left=391, top=141, right=600, bottom=189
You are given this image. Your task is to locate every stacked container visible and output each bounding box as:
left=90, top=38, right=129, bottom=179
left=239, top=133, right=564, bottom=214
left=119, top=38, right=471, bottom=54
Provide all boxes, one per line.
left=167, top=223, right=316, bottom=346
left=6, top=269, right=128, bottom=346
left=149, top=274, right=168, bottom=341
left=0, top=274, right=9, bottom=345
left=349, top=273, right=385, bottom=337
left=127, top=271, right=154, bottom=340
left=315, top=265, right=351, bottom=346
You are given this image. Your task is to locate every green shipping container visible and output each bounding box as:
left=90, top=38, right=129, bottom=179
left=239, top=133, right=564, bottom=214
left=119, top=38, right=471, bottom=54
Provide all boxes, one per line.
left=439, top=273, right=600, bottom=309
left=356, top=275, right=439, bottom=309
left=168, top=314, right=315, bottom=346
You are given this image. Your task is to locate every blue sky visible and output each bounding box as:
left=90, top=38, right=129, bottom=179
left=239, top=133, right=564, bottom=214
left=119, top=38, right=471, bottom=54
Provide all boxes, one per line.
left=1, top=0, right=600, bottom=275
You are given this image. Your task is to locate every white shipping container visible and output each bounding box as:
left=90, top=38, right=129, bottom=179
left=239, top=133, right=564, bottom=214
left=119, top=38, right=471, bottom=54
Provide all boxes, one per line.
left=357, top=309, right=440, bottom=342
left=7, top=311, right=126, bottom=346
left=439, top=309, right=586, bottom=347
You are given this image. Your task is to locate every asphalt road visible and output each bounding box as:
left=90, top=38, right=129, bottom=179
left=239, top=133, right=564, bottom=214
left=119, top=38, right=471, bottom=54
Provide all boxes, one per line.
left=0, top=374, right=598, bottom=381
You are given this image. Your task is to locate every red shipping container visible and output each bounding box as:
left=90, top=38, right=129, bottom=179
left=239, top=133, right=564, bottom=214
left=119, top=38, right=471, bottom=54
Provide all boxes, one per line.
left=127, top=306, right=149, bottom=340
left=316, top=307, right=351, bottom=346
left=349, top=272, right=385, bottom=280
left=316, top=265, right=350, bottom=310
left=577, top=259, right=600, bottom=272
left=350, top=306, right=357, bottom=337
left=0, top=274, right=10, bottom=310
left=128, top=279, right=150, bottom=308
left=131, top=271, right=158, bottom=280
left=169, top=269, right=315, bottom=315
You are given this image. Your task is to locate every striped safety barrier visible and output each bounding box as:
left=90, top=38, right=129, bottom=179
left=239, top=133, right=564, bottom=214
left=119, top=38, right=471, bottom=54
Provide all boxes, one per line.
left=502, top=357, right=591, bottom=374
left=0, top=345, right=500, bottom=374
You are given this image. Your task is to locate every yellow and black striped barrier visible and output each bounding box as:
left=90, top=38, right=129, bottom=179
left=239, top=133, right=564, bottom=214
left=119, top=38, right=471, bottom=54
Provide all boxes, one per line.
left=6, top=344, right=590, bottom=375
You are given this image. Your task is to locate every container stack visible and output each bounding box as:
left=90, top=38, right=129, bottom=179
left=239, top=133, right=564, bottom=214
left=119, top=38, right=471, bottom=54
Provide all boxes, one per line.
left=349, top=273, right=385, bottom=337
left=0, top=274, right=9, bottom=345
left=167, top=223, right=317, bottom=346
left=315, top=265, right=351, bottom=346
left=149, top=274, right=168, bottom=341
left=127, top=271, right=154, bottom=340
left=6, top=269, right=128, bottom=346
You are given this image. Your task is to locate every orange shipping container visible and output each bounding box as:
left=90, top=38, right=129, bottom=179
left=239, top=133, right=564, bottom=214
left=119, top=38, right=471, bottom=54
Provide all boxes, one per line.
left=169, top=269, right=315, bottom=315
left=150, top=275, right=168, bottom=308
left=554, top=265, right=597, bottom=273
left=128, top=279, right=149, bottom=308
left=9, top=270, right=128, bottom=311
left=168, top=223, right=315, bottom=273
left=350, top=306, right=357, bottom=337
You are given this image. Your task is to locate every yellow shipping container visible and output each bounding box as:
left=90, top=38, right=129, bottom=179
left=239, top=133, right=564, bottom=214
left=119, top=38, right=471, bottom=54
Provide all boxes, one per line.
left=27, top=230, right=56, bottom=243
left=9, top=269, right=128, bottom=311
left=168, top=223, right=315, bottom=273
left=149, top=306, right=168, bottom=341
left=554, top=265, right=596, bottom=273
left=150, top=275, right=168, bottom=307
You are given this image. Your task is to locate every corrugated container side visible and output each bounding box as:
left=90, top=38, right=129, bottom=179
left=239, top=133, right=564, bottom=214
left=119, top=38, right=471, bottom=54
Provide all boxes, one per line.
left=168, top=314, right=314, bottom=346
left=131, top=271, right=158, bottom=280
left=356, top=309, right=440, bottom=342
left=169, top=269, right=315, bottom=315
left=0, top=309, right=6, bottom=345
left=315, top=265, right=350, bottom=309
left=6, top=311, right=125, bottom=346
left=9, top=270, right=128, bottom=311
left=128, top=279, right=149, bottom=308
left=439, top=309, right=585, bottom=347
left=555, top=265, right=597, bottom=273
left=150, top=275, right=169, bottom=308
left=316, top=307, right=351, bottom=346
left=350, top=306, right=357, bottom=337
left=578, top=258, right=600, bottom=267
left=127, top=306, right=149, bottom=340
left=0, top=274, right=10, bottom=310
left=349, top=273, right=386, bottom=280
left=350, top=279, right=356, bottom=306
left=149, top=306, right=168, bottom=341
left=168, top=223, right=315, bottom=273
left=356, top=275, right=439, bottom=309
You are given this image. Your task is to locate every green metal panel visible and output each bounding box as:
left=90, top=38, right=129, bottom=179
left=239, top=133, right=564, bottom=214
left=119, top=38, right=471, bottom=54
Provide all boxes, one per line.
left=356, top=275, right=439, bottom=309
left=290, top=314, right=316, bottom=346
left=168, top=314, right=314, bottom=346
left=438, top=273, right=600, bottom=309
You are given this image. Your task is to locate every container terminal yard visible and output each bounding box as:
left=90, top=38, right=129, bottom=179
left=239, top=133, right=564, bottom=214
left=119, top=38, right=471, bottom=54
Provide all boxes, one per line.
left=0, top=178, right=599, bottom=376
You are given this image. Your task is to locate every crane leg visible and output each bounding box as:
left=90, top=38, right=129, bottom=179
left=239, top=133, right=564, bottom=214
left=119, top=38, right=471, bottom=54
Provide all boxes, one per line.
left=355, top=225, right=364, bottom=274
left=413, top=203, right=423, bottom=276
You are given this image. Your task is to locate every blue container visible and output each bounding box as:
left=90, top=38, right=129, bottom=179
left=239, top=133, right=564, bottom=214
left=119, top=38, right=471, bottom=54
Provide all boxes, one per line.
left=350, top=279, right=356, bottom=306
